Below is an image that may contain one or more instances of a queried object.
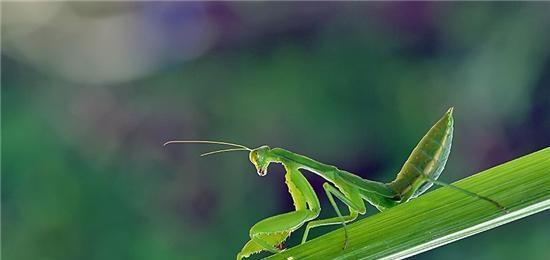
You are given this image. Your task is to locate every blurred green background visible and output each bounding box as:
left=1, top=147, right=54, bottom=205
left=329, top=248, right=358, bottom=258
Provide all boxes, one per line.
left=2, top=2, right=549, bottom=260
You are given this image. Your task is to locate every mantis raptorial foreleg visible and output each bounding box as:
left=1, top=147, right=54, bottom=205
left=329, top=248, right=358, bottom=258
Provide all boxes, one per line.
left=237, top=165, right=320, bottom=259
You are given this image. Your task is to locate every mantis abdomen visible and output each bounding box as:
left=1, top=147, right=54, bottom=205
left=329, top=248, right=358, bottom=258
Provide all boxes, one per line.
left=389, top=107, right=454, bottom=202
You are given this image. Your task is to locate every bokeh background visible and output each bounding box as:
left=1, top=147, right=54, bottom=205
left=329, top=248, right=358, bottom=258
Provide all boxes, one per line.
left=2, top=2, right=549, bottom=260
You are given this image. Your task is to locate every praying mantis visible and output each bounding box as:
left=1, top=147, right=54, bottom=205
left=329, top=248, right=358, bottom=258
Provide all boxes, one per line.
left=164, top=107, right=507, bottom=259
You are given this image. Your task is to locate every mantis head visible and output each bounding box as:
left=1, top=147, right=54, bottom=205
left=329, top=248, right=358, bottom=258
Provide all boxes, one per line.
left=249, top=146, right=273, bottom=176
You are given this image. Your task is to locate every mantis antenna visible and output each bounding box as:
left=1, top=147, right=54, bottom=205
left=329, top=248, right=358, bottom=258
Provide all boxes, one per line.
left=200, top=148, right=250, bottom=157
left=163, top=140, right=252, bottom=157
left=163, top=140, right=251, bottom=150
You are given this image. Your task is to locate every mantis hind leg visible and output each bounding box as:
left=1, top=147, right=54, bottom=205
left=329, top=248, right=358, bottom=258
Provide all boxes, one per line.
left=301, top=182, right=365, bottom=249
left=237, top=210, right=317, bottom=259
left=425, top=177, right=508, bottom=213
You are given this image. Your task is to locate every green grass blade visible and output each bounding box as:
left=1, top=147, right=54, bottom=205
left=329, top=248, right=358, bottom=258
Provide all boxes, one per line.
left=267, top=147, right=550, bottom=260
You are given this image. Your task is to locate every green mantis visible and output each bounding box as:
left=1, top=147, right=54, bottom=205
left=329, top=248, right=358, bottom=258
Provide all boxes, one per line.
left=164, top=108, right=507, bottom=259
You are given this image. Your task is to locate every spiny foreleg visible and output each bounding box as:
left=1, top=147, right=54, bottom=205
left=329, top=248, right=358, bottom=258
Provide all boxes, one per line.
left=237, top=165, right=320, bottom=259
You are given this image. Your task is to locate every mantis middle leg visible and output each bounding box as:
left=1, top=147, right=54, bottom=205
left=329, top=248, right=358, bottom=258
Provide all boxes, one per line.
left=301, top=182, right=366, bottom=248
left=237, top=165, right=320, bottom=259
